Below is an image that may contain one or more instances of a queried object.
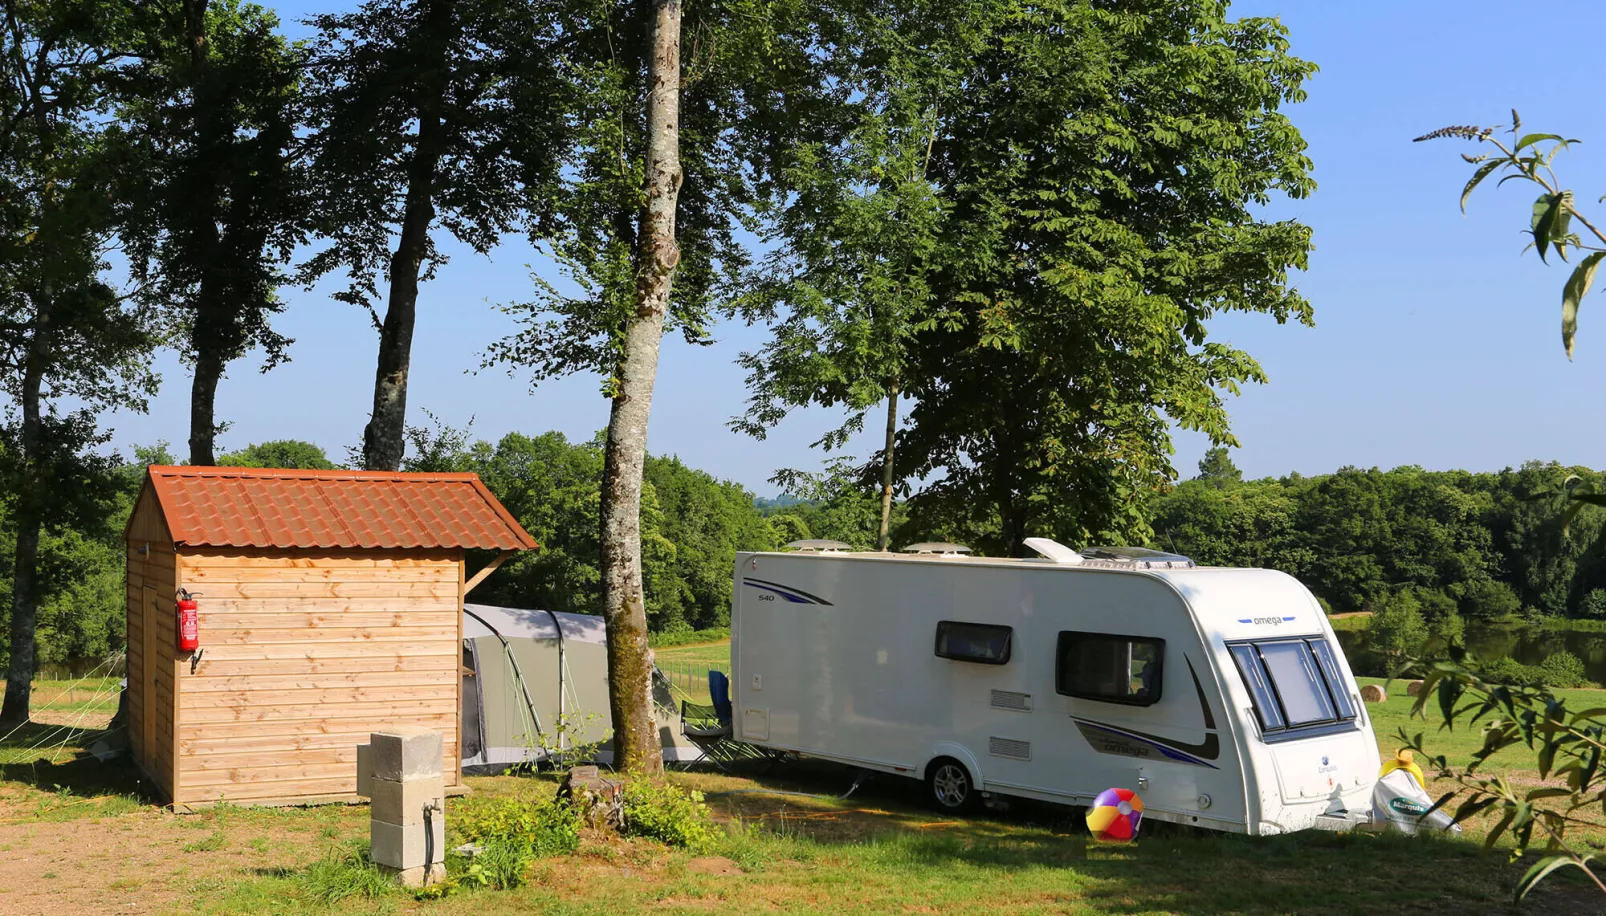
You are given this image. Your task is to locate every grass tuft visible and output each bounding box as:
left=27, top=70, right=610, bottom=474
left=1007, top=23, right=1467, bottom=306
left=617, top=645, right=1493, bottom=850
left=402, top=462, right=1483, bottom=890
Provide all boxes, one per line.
left=301, top=842, right=393, bottom=904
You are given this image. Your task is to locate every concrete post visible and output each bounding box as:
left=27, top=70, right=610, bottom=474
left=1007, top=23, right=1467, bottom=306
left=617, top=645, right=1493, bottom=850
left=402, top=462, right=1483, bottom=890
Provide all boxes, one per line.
left=364, top=727, right=446, bottom=888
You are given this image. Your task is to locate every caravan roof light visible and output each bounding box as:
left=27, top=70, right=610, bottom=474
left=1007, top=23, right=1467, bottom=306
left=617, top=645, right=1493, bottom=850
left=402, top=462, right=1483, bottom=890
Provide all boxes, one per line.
left=902, top=542, right=971, bottom=557
left=1079, top=546, right=1195, bottom=569
left=784, top=539, right=852, bottom=553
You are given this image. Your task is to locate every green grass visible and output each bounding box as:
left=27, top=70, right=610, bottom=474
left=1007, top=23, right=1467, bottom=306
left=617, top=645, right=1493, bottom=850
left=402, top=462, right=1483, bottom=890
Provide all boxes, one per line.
left=1326, top=614, right=1369, bottom=632
left=186, top=768, right=1599, bottom=915
left=1356, top=675, right=1604, bottom=772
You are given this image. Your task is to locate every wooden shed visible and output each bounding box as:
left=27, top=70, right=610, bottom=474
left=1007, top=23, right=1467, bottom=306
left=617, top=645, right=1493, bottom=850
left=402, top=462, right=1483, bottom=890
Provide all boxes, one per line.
left=123, top=465, right=537, bottom=808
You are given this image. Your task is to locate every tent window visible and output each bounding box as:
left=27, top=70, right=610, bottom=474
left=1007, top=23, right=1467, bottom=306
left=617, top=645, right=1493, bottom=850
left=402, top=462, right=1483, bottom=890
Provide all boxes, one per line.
left=934, top=621, right=1013, bottom=665
left=1230, top=637, right=1357, bottom=740
left=1055, top=631, right=1163, bottom=706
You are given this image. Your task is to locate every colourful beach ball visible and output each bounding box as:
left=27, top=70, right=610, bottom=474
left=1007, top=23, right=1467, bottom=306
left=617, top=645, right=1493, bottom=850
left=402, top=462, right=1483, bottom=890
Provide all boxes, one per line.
left=1087, top=787, right=1144, bottom=842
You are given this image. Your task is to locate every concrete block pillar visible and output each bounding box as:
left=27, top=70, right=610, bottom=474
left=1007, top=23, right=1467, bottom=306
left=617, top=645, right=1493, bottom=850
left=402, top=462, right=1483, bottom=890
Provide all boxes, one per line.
left=364, top=727, right=446, bottom=888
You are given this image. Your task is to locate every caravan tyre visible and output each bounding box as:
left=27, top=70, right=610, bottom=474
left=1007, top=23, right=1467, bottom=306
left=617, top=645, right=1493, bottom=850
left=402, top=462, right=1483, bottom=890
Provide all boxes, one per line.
left=926, top=758, right=978, bottom=814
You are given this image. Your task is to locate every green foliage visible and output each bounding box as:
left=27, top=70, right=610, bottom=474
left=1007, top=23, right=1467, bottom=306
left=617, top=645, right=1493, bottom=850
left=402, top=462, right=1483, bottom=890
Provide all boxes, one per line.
left=1408, top=657, right=1606, bottom=901
left=649, top=628, right=731, bottom=649
left=1536, top=651, right=1591, bottom=689
left=216, top=440, right=339, bottom=470
left=620, top=780, right=717, bottom=851
left=1195, top=448, right=1244, bottom=489
left=1367, top=592, right=1429, bottom=665
left=301, top=842, right=393, bottom=904
left=455, top=795, right=582, bottom=861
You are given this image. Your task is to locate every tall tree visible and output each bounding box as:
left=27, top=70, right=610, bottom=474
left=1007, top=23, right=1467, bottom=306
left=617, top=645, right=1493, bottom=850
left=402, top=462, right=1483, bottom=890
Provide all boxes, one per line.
left=118, top=0, right=305, bottom=466
left=488, top=0, right=850, bottom=773
left=876, top=0, right=1318, bottom=556
left=0, top=0, right=157, bottom=725
left=301, top=0, right=571, bottom=471
left=1195, top=447, right=1243, bottom=488
left=733, top=78, right=949, bottom=551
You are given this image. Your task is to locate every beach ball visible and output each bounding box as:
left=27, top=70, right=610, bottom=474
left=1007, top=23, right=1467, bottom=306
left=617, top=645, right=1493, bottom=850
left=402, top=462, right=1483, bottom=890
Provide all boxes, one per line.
left=1087, top=787, right=1144, bottom=842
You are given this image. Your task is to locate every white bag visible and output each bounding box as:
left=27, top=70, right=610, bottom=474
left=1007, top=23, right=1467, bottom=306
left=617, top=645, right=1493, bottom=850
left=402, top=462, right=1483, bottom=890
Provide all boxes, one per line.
left=1371, top=768, right=1462, bottom=834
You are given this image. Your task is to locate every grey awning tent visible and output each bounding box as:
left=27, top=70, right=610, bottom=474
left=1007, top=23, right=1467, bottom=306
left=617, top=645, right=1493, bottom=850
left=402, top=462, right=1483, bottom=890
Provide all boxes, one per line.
left=461, top=603, right=701, bottom=771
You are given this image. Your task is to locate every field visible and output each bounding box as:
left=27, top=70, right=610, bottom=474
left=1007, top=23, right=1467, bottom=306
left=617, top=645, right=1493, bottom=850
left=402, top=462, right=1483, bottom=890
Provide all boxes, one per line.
left=0, top=650, right=1600, bottom=914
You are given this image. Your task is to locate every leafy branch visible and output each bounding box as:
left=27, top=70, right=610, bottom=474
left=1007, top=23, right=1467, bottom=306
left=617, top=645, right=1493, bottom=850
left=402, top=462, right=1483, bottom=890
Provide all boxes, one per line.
left=1416, top=110, right=1606, bottom=358
left=1403, top=654, right=1606, bottom=901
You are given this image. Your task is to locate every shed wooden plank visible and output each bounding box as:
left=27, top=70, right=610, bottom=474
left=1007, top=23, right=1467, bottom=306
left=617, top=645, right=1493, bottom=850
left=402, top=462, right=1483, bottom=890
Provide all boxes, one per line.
left=184, top=701, right=458, bottom=724
left=192, top=656, right=459, bottom=678
left=182, top=685, right=457, bottom=708
left=188, top=582, right=459, bottom=599
left=185, top=567, right=458, bottom=583
left=179, top=548, right=457, bottom=567
left=190, top=625, right=459, bottom=645
left=180, top=715, right=456, bottom=740
left=197, top=612, right=457, bottom=630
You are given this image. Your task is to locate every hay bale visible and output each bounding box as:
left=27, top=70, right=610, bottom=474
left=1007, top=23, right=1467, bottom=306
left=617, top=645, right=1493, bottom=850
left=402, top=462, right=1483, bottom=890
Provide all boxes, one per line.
left=1405, top=680, right=1425, bottom=697
left=1360, top=684, right=1387, bottom=703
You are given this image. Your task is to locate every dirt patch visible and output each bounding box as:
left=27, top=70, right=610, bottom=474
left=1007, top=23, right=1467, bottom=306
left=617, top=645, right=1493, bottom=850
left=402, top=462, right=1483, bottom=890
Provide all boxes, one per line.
left=0, top=803, right=368, bottom=915
left=685, top=856, right=741, bottom=876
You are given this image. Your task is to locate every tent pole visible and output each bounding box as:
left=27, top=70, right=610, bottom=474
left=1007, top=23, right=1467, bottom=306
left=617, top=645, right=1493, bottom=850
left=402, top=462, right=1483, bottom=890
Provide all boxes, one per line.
left=542, top=608, right=566, bottom=752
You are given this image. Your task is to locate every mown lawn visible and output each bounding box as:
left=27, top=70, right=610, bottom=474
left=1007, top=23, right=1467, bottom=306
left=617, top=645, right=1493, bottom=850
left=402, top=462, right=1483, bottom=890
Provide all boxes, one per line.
left=0, top=659, right=1601, bottom=913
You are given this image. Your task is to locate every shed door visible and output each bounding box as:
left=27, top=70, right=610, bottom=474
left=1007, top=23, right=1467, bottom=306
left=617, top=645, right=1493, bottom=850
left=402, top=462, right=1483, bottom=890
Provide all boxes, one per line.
left=141, top=586, right=157, bottom=756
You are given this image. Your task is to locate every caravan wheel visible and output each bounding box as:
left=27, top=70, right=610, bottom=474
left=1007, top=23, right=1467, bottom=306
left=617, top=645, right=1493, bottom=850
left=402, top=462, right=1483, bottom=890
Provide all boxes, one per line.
left=925, top=757, right=977, bottom=814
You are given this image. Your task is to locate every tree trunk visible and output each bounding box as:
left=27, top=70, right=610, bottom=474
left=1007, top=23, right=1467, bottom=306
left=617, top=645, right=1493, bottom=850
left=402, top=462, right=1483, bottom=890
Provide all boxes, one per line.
left=184, top=0, right=224, bottom=467
left=361, top=0, right=455, bottom=471
left=876, top=384, right=899, bottom=551
left=0, top=305, right=50, bottom=728
left=188, top=351, right=223, bottom=465
left=600, top=0, right=682, bottom=776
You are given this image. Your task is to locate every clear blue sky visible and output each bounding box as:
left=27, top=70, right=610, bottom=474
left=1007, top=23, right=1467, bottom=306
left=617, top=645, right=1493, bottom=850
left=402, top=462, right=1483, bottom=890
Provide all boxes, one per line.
left=101, top=0, right=1606, bottom=493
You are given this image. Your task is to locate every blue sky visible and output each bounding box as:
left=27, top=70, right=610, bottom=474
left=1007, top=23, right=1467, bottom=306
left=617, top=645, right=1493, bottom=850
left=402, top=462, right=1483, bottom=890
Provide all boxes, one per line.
left=101, top=0, right=1606, bottom=493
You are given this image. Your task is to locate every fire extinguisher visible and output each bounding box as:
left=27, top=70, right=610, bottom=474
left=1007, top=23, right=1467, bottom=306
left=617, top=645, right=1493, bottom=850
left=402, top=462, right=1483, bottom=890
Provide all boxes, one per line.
left=176, top=588, right=200, bottom=653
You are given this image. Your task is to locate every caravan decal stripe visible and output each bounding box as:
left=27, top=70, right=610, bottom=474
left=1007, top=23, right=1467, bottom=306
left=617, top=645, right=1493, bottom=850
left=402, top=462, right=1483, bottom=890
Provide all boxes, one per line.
left=1072, top=658, right=1221, bottom=769
left=742, top=578, right=834, bottom=606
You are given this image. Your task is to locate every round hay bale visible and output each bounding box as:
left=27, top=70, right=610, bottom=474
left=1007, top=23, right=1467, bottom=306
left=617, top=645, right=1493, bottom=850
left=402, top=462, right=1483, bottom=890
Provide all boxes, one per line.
left=1360, top=683, right=1387, bottom=703
left=1405, top=679, right=1425, bottom=697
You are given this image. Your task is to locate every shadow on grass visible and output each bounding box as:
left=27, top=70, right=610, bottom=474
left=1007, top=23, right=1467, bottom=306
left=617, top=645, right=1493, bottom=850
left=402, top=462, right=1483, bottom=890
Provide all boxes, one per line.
left=0, top=725, right=160, bottom=813
left=683, top=756, right=1593, bottom=915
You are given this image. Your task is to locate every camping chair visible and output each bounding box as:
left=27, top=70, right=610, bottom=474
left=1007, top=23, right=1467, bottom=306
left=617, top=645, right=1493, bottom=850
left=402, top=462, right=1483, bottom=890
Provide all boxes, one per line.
left=679, top=670, right=768, bottom=771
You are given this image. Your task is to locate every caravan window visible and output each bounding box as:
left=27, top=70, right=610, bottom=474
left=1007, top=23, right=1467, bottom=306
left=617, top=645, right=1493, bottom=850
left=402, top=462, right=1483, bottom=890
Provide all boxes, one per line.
left=1055, top=632, right=1164, bottom=706
left=1229, top=637, right=1358, bottom=740
left=934, top=621, right=1013, bottom=665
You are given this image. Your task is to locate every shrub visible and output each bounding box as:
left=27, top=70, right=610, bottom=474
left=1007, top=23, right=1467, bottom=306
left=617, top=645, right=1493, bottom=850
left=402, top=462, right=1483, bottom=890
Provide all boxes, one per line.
left=452, top=795, right=582, bottom=890
left=1459, top=578, right=1521, bottom=621
left=1536, top=651, right=1591, bottom=689
left=621, top=780, right=717, bottom=851
left=1475, top=656, right=1541, bottom=688
left=1368, top=592, right=1428, bottom=665
left=302, top=843, right=393, bottom=904
left=1581, top=588, right=1606, bottom=621
left=456, top=795, right=582, bottom=858
left=1433, top=609, right=1466, bottom=645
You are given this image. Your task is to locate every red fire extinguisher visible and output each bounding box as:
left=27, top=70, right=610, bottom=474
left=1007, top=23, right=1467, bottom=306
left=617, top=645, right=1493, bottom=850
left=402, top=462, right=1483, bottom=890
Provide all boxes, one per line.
left=176, top=588, right=199, bottom=652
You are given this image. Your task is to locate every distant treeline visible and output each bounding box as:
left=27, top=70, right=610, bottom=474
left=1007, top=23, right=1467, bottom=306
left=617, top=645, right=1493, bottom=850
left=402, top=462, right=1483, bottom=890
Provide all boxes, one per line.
left=10, top=433, right=1606, bottom=671
left=1153, top=452, right=1606, bottom=623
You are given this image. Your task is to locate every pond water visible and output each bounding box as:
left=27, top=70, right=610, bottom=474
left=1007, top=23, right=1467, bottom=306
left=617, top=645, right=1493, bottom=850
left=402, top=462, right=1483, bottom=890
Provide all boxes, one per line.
left=1333, top=624, right=1606, bottom=683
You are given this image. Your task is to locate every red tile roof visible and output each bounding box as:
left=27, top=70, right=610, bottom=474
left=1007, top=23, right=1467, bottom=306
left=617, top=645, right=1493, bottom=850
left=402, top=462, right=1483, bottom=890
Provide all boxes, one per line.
left=137, top=466, right=538, bottom=551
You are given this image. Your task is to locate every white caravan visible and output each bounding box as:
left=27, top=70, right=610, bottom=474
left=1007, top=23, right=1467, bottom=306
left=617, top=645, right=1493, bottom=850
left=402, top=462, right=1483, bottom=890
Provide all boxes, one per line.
left=729, top=540, right=1379, bottom=835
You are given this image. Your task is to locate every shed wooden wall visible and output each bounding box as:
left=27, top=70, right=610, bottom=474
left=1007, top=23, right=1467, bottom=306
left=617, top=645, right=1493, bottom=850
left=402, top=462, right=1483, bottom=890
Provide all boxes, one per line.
left=125, top=486, right=179, bottom=800
left=174, top=547, right=462, bottom=804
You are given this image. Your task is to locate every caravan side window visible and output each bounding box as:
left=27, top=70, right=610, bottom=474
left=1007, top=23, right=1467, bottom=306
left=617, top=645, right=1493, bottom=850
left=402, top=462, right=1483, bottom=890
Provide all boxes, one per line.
left=934, top=621, right=1013, bottom=665
left=1055, top=631, right=1164, bottom=706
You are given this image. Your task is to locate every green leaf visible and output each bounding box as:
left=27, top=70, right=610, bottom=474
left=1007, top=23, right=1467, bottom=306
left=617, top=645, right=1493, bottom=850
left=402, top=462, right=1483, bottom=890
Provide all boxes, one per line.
left=1516, top=853, right=1594, bottom=901
left=1514, top=132, right=1565, bottom=152
left=1461, top=160, right=1502, bottom=213
left=1531, top=192, right=1566, bottom=264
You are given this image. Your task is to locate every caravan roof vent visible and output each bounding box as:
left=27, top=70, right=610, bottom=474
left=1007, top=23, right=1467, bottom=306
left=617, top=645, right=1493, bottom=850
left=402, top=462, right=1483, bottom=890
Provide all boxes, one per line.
left=1079, top=546, right=1195, bottom=569
left=1023, top=537, right=1084, bottom=564
left=903, top=542, right=971, bottom=557
left=784, top=539, right=852, bottom=552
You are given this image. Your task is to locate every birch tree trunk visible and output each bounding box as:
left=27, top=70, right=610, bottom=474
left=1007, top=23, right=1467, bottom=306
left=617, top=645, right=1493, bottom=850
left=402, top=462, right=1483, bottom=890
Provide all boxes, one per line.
left=600, top=0, right=682, bottom=775
left=361, top=0, right=454, bottom=471
left=876, top=384, right=899, bottom=551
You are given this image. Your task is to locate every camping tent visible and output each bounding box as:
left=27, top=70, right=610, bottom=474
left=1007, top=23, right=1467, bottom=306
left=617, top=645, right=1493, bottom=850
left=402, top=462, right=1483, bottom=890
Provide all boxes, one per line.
left=460, top=603, right=702, bottom=771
